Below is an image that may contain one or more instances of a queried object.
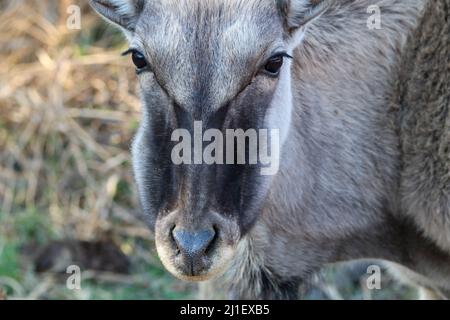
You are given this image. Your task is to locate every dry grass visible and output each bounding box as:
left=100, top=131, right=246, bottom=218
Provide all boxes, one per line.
left=0, top=0, right=197, bottom=299
left=0, top=0, right=146, bottom=240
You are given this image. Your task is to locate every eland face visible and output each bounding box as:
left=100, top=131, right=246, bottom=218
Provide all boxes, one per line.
left=90, top=0, right=326, bottom=281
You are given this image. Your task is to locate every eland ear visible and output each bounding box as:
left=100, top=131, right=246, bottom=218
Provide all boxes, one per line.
left=89, top=0, right=145, bottom=33
left=278, top=0, right=330, bottom=34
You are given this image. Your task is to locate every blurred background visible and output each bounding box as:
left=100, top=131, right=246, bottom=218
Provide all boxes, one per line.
left=0, top=0, right=419, bottom=300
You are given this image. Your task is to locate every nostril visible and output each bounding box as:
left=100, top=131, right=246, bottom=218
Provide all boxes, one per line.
left=172, top=228, right=216, bottom=258
left=169, top=225, right=180, bottom=254
left=205, top=225, right=219, bottom=255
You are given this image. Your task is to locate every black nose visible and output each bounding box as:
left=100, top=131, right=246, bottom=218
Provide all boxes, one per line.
left=172, top=228, right=216, bottom=260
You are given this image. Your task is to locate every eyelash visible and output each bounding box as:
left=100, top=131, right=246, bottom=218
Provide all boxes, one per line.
left=122, top=48, right=151, bottom=74
left=273, top=52, right=293, bottom=59
left=122, top=49, right=293, bottom=77
left=262, top=52, right=293, bottom=77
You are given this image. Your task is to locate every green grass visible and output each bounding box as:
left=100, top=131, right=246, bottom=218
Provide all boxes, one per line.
left=0, top=210, right=195, bottom=300
left=0, top=209, right=418, bottom=300
left=0, top=242, right=20, bottom=281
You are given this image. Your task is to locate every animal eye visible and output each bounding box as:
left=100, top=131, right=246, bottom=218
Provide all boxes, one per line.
left=131, top=51, right=148, bottom=70
left=264, top=55, right=284, bottom=76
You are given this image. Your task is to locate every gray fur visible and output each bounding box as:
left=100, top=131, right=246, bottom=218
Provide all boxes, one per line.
left=90, top=0, right=450, bottom=299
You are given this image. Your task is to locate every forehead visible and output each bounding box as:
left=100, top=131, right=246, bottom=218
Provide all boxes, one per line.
left=133, top=0, right=283, bottom=111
